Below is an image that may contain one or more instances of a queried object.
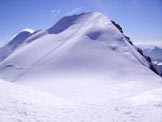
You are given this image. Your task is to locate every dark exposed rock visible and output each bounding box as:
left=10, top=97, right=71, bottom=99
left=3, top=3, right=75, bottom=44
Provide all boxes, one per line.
left=137, top=48, right=144, bottom=56
left=111, top=20, right=123, bottom=33
left=111, top=20, right=160, bottom=76
left=144, top=55, right=158, bottom=75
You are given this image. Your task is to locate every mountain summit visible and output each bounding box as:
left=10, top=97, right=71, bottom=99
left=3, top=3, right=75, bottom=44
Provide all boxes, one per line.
left=0, top=12, right=161, bottom=102
left=48, top=12, right=107, bottom=34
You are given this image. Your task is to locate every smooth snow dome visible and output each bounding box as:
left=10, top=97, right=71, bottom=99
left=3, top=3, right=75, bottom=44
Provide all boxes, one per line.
left=0, top=29, right=34, bottom=62
left=0, top=12, right=162, bottom=122
left=22, top=28, right=35, bottom=33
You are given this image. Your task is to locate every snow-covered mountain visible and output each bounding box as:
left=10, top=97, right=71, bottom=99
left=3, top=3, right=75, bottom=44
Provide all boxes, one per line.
left=0, top=12, right=161, bottom=100
left=0, top=29, right=34, bottom=62
left=138, top=45, right=162, bottom=76
left=0, top=12, right=162, bottom=122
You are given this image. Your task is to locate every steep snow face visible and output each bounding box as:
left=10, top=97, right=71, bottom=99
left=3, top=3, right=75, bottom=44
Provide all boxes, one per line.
left=0, top=12, right=161, bottom=102
left=48, top=13, right=88, bottom=34
left=0, top=29, right=34, bottom=62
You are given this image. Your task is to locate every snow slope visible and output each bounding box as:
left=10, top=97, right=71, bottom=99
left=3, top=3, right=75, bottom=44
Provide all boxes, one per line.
left=0, top=29, right=34, bottom=62
left=0, top=79, right=162, bottom=122
left=0, top=12, right=161, bottom=103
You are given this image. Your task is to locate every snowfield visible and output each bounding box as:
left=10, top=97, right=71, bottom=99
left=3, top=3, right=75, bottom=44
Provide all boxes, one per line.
left=0, top=79, right=162, bottom=122
left=0, top=12, right=162, bottom=122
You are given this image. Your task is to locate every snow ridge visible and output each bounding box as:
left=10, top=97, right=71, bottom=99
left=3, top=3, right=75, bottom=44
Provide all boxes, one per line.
left=0, top=30, right=34, bottom=62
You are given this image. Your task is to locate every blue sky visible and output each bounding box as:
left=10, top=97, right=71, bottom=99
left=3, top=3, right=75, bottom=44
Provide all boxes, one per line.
left=0, top=0, right=162, bottom=46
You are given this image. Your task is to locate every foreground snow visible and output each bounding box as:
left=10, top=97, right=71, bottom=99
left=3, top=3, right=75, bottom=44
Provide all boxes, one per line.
left=0, top=79, right=162, bottom=122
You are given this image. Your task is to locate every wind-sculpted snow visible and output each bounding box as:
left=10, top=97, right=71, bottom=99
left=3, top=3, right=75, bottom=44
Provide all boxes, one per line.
left=86, top=31, right=102, bottom=40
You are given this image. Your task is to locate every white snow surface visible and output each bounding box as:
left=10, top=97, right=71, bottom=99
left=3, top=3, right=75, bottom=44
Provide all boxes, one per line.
left=0, top=29, right=34, bottom=62
left=22, top=28, right=35, bottom=33
left=0, top=79, right=162, bottom=122
left=0, top=12, right=162, bottom=122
